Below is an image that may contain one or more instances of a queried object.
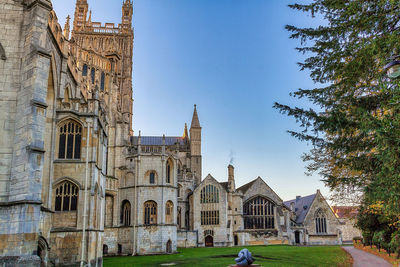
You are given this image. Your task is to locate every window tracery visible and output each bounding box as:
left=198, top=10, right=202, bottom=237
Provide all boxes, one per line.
left=144, top=201, right=157, bottom=225
left=121, top=200, right=131, bottom=226
left=315, top=209, right=327, bottom=233
left=243, top=196, right=275, bottom=229
left=54, top=181, right=78, bottom=211
left=58, top=120, right=82, bottom=159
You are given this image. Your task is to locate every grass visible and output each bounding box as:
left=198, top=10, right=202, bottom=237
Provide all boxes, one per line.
left=104, top=245, right=351, bottom=267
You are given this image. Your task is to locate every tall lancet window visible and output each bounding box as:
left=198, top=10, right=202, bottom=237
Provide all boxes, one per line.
left=315, top=209, right=327, bottom=233
left=58, top=120, right=82, bottom=159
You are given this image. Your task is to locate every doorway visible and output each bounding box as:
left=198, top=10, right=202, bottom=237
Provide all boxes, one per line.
left=166, top=240, right=172, bottom=253
left=205, top=235, right=214, bottom=247
left=234, top=235, right=238, bottom=246
left=295, top=231, right=300, bottom=244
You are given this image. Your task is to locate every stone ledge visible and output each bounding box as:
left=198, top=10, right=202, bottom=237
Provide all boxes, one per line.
left=0, top=200, right=42, bottom=207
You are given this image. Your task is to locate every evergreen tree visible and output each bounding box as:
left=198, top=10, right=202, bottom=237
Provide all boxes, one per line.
left=275, top=1, right=400, bottom=222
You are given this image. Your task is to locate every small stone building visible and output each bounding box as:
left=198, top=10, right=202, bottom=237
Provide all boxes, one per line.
left=332, top=206, right=362, bottom=244
left=284, top=192, right=343, bottom=245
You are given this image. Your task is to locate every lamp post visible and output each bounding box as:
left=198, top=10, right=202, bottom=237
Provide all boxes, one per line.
left=384, top=57, right=400, bottom=79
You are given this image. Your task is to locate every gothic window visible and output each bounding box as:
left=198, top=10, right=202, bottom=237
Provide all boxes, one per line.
left=315, top=209, right=327, bottom=233
left=166, top=159, right=173, bottom=184
left=243, top=196, right=275, bottom=229
left=120, top=200, right=131, bottom=226
left=82, top=64, right=88, bottom=76
left=200, top=184, right=219, bottom=203
left=91, top=68, right=95, bottom=84
left=54, top=181, right=79, bottom=211
left=165, top=201, right=173, bottom=224
left=185, top=211, right=189, bottom=229
left=144, top=201, right=157, bottom=225
left=149, top=172, right=155, bottom=184
left=177, top=207, right=181, bottom=228
left=201, top=210, right=219, bottom=225
left=100, top=72, right=105, bottom=91
left=58, top=120, right=82, bottom=159
left=200, top=184, right=220, bottom=225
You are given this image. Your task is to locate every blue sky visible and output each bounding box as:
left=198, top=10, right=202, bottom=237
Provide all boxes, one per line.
left=52, top=0, right=328, bottom=201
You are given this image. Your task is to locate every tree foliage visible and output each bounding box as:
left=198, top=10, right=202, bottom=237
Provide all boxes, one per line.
left=275, top=0, right=400, bottom=216
left=276, top=1, right=400, bottom=252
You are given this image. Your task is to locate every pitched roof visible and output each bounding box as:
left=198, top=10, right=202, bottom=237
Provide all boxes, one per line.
left=332, top=206, right=359, bottom=219
left=131, top=136, right=187, bottom=146
left=236, top=179, right=257, bottom=193
left=190, top=104, right=201, bottom=128
left=284, top=194, right=316, bottom=224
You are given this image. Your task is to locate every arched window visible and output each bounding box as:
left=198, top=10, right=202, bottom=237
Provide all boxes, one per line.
left=315, top=209, right=327, bottom=233
left=149, top=171, right=155, bottom=184
left=185, top=211, right=189, bottom=229
left=144, top=201, right=157, bottom=225
left=200, top=184, right=219, bottom=203
left=177, top=207, right=181, bottom=228
left=120, top=200, right=131, bottom=226
left=165, top=201, right=173, bottom=224
left=91, top=68, right=95, bottom=84
left=54, top=181, right=79, bottom=211
left=243, top=196, right=275, bottom=229
left=166, top=158, right=173, bottom=184
left=100, top=72, right=105, bottom=91
left=200, top=184, right=220, bottom=225
left=58, top=120, right=82, bottom=159
left=82, top=64, right=88, bottom=76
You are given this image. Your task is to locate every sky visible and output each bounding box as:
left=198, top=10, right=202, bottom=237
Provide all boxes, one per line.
left=52, top=0, right=329, bottom=202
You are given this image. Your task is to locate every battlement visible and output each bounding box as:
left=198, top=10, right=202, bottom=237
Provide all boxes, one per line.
left=87, top=22, right=123, bottom=34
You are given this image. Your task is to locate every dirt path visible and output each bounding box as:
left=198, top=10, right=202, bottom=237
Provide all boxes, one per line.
left=343, top=246, right=392, bottom=267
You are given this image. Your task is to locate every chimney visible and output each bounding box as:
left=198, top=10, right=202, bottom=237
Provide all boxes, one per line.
left=290, top=202, right=295, bottom=212
left=296, top=196, right=301, bottom=203
left=228, top=164, right=235, bottom=192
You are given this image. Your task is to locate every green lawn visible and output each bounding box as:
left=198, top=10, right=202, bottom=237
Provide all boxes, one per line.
left=104, top=245, right=351, bottom=267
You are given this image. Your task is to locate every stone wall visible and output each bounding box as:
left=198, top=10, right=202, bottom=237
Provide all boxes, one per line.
left=339, top=219, right=362, bottom=242
left=177, top=230, right=198, bottom=248
left=136, top=225, right=177, bottom=254
left=193, top=175, right=231, bottom=247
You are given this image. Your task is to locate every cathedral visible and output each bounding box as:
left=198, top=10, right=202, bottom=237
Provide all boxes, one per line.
left=0, top=0, right=353, bottom=266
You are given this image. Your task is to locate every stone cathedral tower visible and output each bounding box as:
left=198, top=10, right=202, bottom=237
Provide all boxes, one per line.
left=190, top=105, right=202, bottom=185
left=0, top=0, right=134, bottom=265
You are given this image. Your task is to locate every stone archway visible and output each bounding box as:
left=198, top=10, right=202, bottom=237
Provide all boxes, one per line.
left=234, top=235, right=238, bottom=246
left=37, top=236, right=49, bottom=267
left=205, top=235, right=214, bottom=247
left=295, top=231, right=300, bottom=244
left=166, top=240, right=172, bottom=253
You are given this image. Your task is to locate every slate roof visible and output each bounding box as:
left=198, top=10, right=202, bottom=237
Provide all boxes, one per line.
left=236, top=179, right=257, bottom=193
left=131, top=136, right=187, bottom=146
left=284, top=194, right=316, bottom=224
